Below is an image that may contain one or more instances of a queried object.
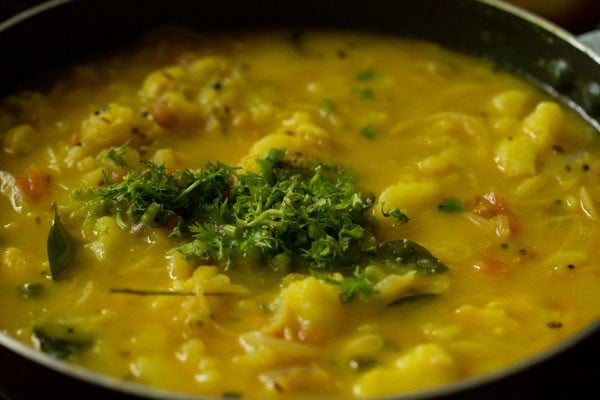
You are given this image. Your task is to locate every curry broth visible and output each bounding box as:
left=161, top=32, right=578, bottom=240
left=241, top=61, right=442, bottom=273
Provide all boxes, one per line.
left=1, top=29, right=599, bottom=399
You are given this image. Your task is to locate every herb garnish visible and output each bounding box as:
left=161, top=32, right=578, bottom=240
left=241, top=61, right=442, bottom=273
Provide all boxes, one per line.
left=106, top=139, right=130, bottom=166
left=109, top=288, right=242, bottom=297
left=20, top=282, right=44, bottom=298
left=356, top=68, right=376, bottom=81
left=110, top=288, right=195, bottom=296
left=352, top=87, right=374, bottom=99
left=438, top=197, right=465, bottom=213
left=47, top=207, right=74, bottom=280
left=33, top=325, right=92, bottom=359
left=78, top=148, right=447, bottom=302
left=322, top=98, right=336, bottom=115
left=360, top=124, right=375, bottom=139
left=381, top=204, right=409, bottom=225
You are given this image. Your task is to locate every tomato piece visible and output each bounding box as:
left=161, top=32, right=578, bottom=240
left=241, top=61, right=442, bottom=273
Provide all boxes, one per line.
left=471, top=192, right=505, bottom=218
left=473, top=256, right=508, bottom=277
left=16, top=164, right=49, bottom=200
left=152, top=99, right=179, bottom=129
left=470, top=191, right=520, bottom=235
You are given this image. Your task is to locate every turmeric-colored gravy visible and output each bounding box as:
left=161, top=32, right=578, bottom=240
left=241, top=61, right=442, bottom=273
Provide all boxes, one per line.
left=1, top=29, right=599, bottom=399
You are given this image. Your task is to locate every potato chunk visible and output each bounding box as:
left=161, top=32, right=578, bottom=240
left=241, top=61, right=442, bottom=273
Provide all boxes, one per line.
left=238, top=112, right=330, bottom=171
left=374, top=180, right=439, bottom=222
left=263, top=276, right=343, bottom=344
left=85, top=216, right=129, bottom=260
left=489, top=90, right=533, bottom=118
left=80, top=103, right=135, bottom=154
left=522, top=101, right=564, bottom=148
left=353, top=343, right=458, bottom=397
left=141, top=56, right=242, bottom=134
left=494, top=135, right=537, bottom=177
left=3, top=124, right=38, bottom=155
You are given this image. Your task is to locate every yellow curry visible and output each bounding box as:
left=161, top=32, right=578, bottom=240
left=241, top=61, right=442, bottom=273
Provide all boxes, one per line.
left=0, top=29, right=599, bottom=399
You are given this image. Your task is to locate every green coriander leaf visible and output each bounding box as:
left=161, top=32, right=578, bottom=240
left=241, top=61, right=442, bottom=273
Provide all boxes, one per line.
left=356, top=68, right=375, bottom=81
left=438, top=197, right=465, bottom=213
left=381, top=204, right=409, bottom=225
left=338, top=267, right=375, bottom=303
left=106, top=140, right=130, bottom=167
left=322, top=98, right=336, bottom=114
left=361, top=125, right=375, bottom=139
left=352, top=87, right=374, bottom=99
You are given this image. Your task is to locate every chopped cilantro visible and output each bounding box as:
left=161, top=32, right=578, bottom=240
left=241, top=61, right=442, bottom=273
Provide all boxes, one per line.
left=361, top=124, right=375, bottom=139
left=336, top=267, right=375, bottom=303
left=352, top=87, right=374, bottom=99
left=77, top=149, right=447, bottom=301
left=381, top=204, right=409, bottom=225
left=356, top=68, right=376, bottom=81
left=106, top=140, right=130, bottom=167
left=322, top=98, right=336, bottom=115
left=438, top=197, right=465, bottom=213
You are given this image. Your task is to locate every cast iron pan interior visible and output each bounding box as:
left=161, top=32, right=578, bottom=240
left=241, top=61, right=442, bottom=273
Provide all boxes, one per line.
left=1, top=0, right=599, bottom=127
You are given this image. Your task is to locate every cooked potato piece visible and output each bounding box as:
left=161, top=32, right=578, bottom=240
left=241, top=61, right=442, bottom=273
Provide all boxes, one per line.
left=374, top=180, right=439, bottom=221
left=80, top=103, right=136, bottom=154
left=3, top=124, right=38, bottom=155
left=353, top=344, right=458, bottom=397
left=86, top=216, right=129, bottom=260
left=522, top=101, right=564, bottom=148
left=264, top=276, right=343, bottom=344
left=489, top=90, right=533, bottom=118
left=494, top=135, right=537, bottom=177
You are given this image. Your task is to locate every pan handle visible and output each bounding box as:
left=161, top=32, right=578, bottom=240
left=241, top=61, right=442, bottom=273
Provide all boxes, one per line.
left=578, top=30, right=600, bottom=54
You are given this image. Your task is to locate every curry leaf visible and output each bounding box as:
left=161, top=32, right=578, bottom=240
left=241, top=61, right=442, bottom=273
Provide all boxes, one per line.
left=47, top=207, right=74, bottom=280
left=370, top=239, right=448, bottom=275
left=33, top=326, right=92, bottom=359
left=388, top=292, right=440, bottom=307
left=19, top=282, right=44, bottom=298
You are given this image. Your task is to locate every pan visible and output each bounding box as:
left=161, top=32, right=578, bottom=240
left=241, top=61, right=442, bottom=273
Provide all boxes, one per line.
left=0, top=0, right=599, bottom=399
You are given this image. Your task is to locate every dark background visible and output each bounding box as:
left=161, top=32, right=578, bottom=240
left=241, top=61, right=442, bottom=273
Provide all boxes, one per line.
left=2, top=0, right=600, bottom=32
left=2, top=0, right=597, bottom=33
left=0, top=1, right=40, bottom=21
